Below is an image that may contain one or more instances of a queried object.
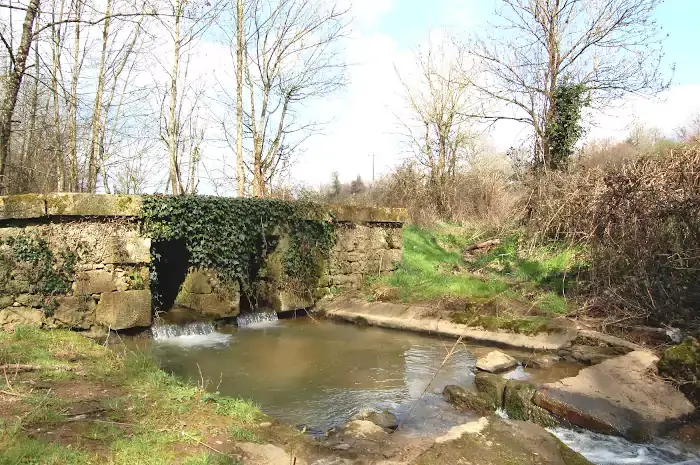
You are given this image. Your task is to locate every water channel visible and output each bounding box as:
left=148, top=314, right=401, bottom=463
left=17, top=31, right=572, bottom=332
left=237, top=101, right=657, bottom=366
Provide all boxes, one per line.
left=148, top=316, right=700, bottom=465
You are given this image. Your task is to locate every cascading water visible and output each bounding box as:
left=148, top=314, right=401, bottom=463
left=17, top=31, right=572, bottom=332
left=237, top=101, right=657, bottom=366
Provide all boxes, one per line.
left=152, top=320, right=232, bottom=346
left=236, top=309, right=279, bottom=328
left=152, top=321, right=216, bottom=339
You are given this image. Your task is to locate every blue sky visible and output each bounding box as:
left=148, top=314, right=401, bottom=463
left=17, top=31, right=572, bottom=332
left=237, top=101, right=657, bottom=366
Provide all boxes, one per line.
left=290, top=0, right=700, bottom=185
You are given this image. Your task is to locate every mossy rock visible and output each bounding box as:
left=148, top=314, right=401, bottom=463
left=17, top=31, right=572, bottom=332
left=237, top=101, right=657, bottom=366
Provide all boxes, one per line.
left=45, top=193, right=142, bottom=216
left=443, top=385, right=493, bottom=416
left=0, top=194, right=46, bottom=219
left=415, top=417, right=592, bottom=465
left=504, top=380, right=559, bottom=427
left=658, top=337, right=700, bottom=406
left=474, top=372, right=507, bottom=410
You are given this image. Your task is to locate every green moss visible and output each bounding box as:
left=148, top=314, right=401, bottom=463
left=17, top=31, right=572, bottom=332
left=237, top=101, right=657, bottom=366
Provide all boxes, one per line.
left=658, top=337, right=700, bottom=405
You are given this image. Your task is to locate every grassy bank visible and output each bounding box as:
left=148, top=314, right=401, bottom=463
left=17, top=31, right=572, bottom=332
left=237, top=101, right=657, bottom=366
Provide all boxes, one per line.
left=369, top=225, right=586, bottom=334
left=0, top=328, right=285, bottom=464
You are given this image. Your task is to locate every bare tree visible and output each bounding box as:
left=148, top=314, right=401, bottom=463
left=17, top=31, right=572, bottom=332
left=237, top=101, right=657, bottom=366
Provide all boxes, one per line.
left=157, top=0, right=220, bottom=195
left=235, top=0, right=244, bottom=197
left=242, top=0, right=349, bottom=196
left=468, top=0, right=670, bottom=169
left=397, top=36, right=479, bottom=212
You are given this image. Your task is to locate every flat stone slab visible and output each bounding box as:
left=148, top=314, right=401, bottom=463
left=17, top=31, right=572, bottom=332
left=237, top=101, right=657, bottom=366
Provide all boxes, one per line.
left=476, top=350, right=518, bottom=373
left=322, top=299, right=577, bottom=350
left=533, top=350, right=695, bottom=441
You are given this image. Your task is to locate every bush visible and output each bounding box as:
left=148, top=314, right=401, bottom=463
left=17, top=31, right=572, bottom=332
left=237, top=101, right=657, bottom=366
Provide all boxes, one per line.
left=526, top=143, right=700, bottom=328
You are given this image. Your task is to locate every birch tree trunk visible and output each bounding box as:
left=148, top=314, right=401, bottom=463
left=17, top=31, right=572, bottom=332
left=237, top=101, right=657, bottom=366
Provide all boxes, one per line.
left=68, top=0, right=82, bottom=191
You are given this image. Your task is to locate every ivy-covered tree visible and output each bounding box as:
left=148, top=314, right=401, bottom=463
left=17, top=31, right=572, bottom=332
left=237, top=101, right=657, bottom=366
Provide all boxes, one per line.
left=545, top=81, right=589, bottom=170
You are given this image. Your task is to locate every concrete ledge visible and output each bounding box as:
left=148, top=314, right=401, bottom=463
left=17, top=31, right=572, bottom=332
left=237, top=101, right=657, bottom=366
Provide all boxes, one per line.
left=321, top=299, right=577, bottom=351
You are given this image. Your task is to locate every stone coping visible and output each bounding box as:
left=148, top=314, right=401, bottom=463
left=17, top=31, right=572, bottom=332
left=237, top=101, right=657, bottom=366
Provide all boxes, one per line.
left=0, top=194, right=407, bottom=224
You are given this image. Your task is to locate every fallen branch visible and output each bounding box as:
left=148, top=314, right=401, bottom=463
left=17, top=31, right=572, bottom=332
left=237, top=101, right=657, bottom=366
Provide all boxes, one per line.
left=464, top=239, right=501, bottom=252
left=0, top=363, right=78, bottom=373
left=0, top=389, right=24, bottom=397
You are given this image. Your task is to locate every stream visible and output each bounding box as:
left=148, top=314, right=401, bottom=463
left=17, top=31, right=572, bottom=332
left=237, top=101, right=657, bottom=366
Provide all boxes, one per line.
left=148, top=315, right=700, bottom=465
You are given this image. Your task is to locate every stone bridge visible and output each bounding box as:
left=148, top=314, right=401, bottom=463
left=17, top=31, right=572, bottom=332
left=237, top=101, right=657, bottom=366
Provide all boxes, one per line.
left=0, top=194, right=406, bottom=333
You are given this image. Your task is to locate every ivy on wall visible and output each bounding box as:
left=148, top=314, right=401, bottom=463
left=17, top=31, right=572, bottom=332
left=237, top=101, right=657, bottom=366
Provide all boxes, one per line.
left=140, top=196, right=335, bottom=302
left=1, top=234, right=77, bottom=315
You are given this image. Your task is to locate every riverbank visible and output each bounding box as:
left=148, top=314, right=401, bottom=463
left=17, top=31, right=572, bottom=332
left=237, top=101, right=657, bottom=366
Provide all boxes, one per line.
left=0, top=326, right=597, bottom=465
left=0, top=327, right=311, bottom=464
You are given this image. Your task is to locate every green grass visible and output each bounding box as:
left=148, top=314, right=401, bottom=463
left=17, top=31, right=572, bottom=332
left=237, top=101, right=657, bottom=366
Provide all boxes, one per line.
left=371, top=225, right=587, bottom=332
left=0, top=327, right=266, bottom=464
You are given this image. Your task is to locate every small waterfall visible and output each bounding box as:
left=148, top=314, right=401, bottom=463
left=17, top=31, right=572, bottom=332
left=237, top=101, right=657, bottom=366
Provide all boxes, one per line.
left=152, top=321, right=216, bottom=340
left=237, top=310, right=279, bottom=328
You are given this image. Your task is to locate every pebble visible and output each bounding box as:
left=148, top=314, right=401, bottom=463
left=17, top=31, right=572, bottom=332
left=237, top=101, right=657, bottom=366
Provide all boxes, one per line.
left=333, top=443, right=351, bottom=451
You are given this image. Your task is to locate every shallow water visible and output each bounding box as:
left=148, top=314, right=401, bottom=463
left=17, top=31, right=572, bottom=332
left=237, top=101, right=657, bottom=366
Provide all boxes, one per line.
left=151, top=318, right=476, bottom=435
left=149, top=318, right=700, bottom=464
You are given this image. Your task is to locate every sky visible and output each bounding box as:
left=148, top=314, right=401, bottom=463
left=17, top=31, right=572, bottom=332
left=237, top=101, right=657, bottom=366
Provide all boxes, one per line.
left=289, top=0, right=700, bottom=188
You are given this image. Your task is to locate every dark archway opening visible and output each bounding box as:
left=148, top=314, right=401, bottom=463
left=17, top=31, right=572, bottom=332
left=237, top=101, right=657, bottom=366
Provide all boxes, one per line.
left=150, top=239, right=191, bottom=312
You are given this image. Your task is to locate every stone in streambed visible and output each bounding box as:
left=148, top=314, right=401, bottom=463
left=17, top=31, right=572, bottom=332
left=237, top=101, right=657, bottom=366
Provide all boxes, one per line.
left=503, top=379, right=559, bottom=427
left=474, top=372, right=508, bottom=410
left=415, top=417, right=593, bottom=465
left=443, top=385, right=493, bottom=415
left=533, top=350, right=695, bottom=441
left=353, top=409, right=398, bottom=431
left=658, top=337, right=700, bottom=406
left=476, top=350, right=518, bottom=373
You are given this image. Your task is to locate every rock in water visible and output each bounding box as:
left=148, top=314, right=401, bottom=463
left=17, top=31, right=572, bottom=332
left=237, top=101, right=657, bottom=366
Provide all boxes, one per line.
left=476, top=350, right=518, bottom=373
left=474, top=372, right=508, bottom=410
left=533, top=350, right=695, bottom=441
left=416, top=418, right=593, bottom=465
left=503, top=379, right=559, bottom=427
left=340, top=420, right=387, bottom=440
left=353, top=409, right=398, bottom=431
left=443, top=385, right=493, bottom=415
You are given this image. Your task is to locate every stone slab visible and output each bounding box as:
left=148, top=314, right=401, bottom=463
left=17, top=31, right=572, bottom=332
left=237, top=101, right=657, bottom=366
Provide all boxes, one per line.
left=328, top=205, right=407, bottom=223
left=95, top=290, right=151, bottom=329
left=476, top=350, right=518, bottom=373
left=102, top=236, right=151, bottom=264
left=0, top=194, right=46, bottom=220
left=74, top=270, right=118, bottom=295
left=45, top=193, right=142, bottom=216
left=533, top=350, right=695, bottom=441
left=322, top=299, right=577, bottom=351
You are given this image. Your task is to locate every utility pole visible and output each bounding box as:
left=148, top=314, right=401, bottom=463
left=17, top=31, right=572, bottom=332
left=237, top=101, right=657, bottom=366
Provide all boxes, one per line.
left=370, top=152, right=375, bottom=182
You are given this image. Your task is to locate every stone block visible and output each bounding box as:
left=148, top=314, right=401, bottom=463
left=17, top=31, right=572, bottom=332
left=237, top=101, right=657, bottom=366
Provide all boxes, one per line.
left=103, top=236, right=151, bottom=264
left=182, top=270, right=213, bottom=294
left=0, top=194, right=46, bottom=220
left=45, top=193, right=142, bottom=216
left=54, top=296, right=95, bottom=329
left=15, top=294, right=43, bottom=308
left=443, top=385, right=493, bottom=416
left=175, top=290, right=239, bottom=318
left=0, top=307, right=45, bottom=330
left=475, top=372, right=508, bottom=410
left=96, top=290, right=151, bottom=329
left=504, top=379, right=559, bottom=427
left=328, top=205, right=408, bottom=223
left=74, top=270, right=118, bottom=295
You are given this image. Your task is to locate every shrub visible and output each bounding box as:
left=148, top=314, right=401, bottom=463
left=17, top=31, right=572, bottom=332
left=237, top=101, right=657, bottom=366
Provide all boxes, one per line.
left=526, top=143, right=700, bottom=328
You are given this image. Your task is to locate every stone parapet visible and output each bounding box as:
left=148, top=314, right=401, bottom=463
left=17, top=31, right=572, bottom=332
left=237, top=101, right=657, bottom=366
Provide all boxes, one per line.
left=0, top=194, right=408, bottom=224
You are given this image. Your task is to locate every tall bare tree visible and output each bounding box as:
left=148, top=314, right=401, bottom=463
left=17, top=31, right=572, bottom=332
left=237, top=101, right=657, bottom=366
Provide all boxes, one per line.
left=468, top=0, right=670, bottom=169
left=242, top=0, right=349, bottom=196
left=235, top=0, right=244, bottom=197
left=398, top=36, right=478, bottom=212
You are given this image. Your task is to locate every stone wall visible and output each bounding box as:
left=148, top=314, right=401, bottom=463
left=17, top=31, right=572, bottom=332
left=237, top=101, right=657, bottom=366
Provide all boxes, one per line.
left=0, top=194, right=405, bottom=331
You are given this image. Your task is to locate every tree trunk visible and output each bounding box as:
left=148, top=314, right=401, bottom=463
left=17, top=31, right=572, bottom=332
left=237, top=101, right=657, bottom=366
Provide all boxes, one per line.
left=68, top=2, right=82, bottom=191
left=235, top=0, right=245, bottom=197
left=168, top=0, right=182, bottom=195
left=51, top=0, right=67, bottom=192
left=0, top=0, right=40, bottom=193
left=88, top=0, right=112, bottom=192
